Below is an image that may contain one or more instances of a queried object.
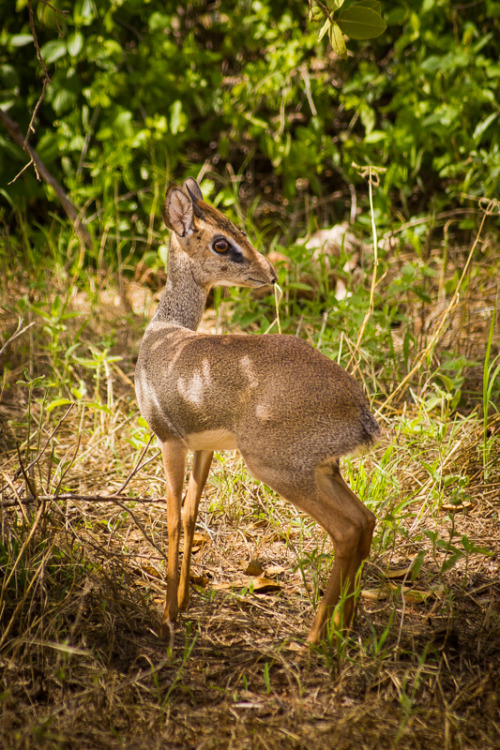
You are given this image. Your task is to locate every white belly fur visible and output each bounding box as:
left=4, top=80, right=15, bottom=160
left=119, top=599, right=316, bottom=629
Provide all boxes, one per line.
left=186, top=428, right=238, bottom=451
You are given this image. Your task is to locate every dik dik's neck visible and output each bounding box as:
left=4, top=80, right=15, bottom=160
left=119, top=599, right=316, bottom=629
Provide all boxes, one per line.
left=153, top=248, right=208, bottom=331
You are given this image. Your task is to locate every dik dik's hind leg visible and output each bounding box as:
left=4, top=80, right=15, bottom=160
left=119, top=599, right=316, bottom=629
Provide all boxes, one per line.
left=160, top=440, right=187, bottom=640
left=239, top=452, right=375, bottom=647
left=305, top=465, right=376, bottom=645
left=178, top=449, right=213, bottom=611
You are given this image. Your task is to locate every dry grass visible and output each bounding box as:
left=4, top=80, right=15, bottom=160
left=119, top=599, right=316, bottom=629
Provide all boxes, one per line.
left=1, top=236, right=499, bottom=749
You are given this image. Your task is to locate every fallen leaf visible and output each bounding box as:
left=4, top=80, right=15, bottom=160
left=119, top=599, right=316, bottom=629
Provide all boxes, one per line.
left=243, top=559, right=265, bottom=577
left=212, top=581, right=235, bottom=590
left=142, top=564, right=163, bottom=579
left=400, top=588, right=434, bottom=604
left=251, top=576, right=282, bottom=593
left=286, top=641, right=304, bottom=653
left=266, top=565, right=286, bottom=576
left=389, top=582, right=443, bottom=604
left=385, top=564, right=416, bottom=579
left=182, top=532, right=210, bottom=553
left=361, top=587, right=390, bottom=601
left=190, top=573, right=209, bottom=587
left=442, top=501, right=473, bottom=512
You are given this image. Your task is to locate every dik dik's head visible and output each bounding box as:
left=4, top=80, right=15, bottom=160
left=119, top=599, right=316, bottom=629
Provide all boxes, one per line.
left=163, top=177, right=277, bottom=290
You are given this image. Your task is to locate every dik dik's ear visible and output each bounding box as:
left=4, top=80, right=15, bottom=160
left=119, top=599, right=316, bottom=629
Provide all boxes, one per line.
left=182, top=177, right=203, bottom=203
left=163, top=186, right=194, bottom=237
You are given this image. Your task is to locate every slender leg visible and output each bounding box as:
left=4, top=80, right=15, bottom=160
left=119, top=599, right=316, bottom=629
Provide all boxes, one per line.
left=178, top=449, right=213, bottom=611
left=305, top=466, right=376, bottom=644
left=160, top=440, right=187, bottom=639
left=241, top=452, right=375, bottom=646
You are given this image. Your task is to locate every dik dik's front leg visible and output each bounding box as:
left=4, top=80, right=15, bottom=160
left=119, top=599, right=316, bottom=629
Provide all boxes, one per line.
left=178, top=449, right=213, bottom=611
left=160, top=440, right=187, bottom=641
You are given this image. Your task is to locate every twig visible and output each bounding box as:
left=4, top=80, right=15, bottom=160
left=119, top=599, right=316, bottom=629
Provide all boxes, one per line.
left=381, top=208, right=473, bottom=239
left=299, top=64, right=317, bottom=117
left=0, top=109, right=92, bottom=248
left=264, top=283, right=283, bottom=334
left=348, top=164, right=386, bottom=372
left=114, top=435, right=155, bottom=495
left=0, top=319, right=36, bottom=356
left=112, top=498, right=169, bottom=565
left=0, top=490, right=170, bottom=567
left=38, top=0, right=69, bottom=20
left=8, top=157, right=35, bottom=184
left=0, top=493, right=166, bottom=508
left=310, top=0, right=335, bottom=25
left=15, top=443, right=38, bottom=500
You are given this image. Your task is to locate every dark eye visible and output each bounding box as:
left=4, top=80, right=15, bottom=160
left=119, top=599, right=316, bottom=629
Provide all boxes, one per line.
left=213, top=238, right=230, bottom=253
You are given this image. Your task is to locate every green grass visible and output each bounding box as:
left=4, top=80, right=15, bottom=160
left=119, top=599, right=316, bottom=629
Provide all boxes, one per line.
left=0, top=197, right=499, bottom=748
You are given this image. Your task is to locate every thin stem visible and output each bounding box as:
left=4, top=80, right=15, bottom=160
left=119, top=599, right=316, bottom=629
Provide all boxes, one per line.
left=348, top=166, right=381, bottom=372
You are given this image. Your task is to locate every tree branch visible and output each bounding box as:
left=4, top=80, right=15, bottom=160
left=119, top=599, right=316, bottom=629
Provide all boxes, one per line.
left=0, top=108, right=92, bottom=248
left=0, top=493, right=166, bottom=509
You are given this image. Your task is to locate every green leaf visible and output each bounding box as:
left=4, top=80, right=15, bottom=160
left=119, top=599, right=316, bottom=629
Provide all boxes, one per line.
left=364, top=130, right=387, bottom=143
left=329, top=22, right=347, bottom=59
left=286, top=282, right=314, bottom=292
left=10, top=34, right=34, bottom=47
left=52, top=88, right=75, bottom=115
left=149, top=12, right=172, bottom=32
left=74, top=0, right=95, bottom=26
left=441, top=552, right=463, bottom=573
left=158, top=244, right=168, bottom=266
left=170, top=100, right=186, bottom=135
left=46, top=398, right=73, bottom=413
left=113, top=110, right=134, bottom=139
left=338, top=6, right=387, bottom=40
left=472, top=112, right=498, bottom=145
left=50, top=74, right=80, bottom=115
left=0, top=188, right=14, bottom=208
left=67, top=31, right=84, bottom=57
left=41, top=39, right=67, bottom=64
left=318, top=18, right=330, bottom=42
left=327, top=0, right=346, bottom=9
left=309, top=5, right=324, bottom=22
left=437, top=374, right=455, bottom=392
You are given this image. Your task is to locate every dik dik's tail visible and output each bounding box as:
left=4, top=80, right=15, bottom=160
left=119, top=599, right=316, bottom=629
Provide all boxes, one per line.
left=361, top=408, right=381, bottom=446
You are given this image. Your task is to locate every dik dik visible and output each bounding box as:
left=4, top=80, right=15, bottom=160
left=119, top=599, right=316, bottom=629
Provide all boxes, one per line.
left=135, top=177, right=380, bottom=646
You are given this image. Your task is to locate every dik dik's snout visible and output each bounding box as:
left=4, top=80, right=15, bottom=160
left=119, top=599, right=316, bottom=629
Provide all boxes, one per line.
left=268, top=259, right=278, bottom=286
left=261, top=255, right=278, bottom=286
left=246, top=255, right=277, bottom=289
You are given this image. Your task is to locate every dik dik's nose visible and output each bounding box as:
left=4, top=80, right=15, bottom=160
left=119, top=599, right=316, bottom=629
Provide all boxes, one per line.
left=267, top=259, right=278, bottom=285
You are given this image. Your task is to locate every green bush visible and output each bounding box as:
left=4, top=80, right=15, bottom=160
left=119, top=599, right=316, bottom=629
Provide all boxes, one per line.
left=0, top=0, right=499, bottom=256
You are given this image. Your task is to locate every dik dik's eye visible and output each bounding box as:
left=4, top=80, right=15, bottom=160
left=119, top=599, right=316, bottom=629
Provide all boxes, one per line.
left=213, top=238, right=230, bottom=254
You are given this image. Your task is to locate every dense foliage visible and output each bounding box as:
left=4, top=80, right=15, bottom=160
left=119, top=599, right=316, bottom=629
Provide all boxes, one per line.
left=1, top=0, right=499, bottom=254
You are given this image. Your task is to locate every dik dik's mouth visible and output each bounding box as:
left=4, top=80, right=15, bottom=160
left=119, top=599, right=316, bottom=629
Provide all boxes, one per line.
left=247, top=277, right=275, bottom=287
